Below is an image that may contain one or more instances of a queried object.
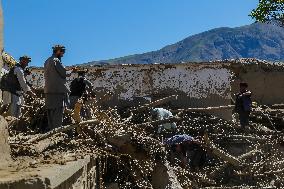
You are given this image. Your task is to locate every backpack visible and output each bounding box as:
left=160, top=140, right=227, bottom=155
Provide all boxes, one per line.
left=70, top=78, right=86, bottom=97
left=0, top=66, right=21, bottom=95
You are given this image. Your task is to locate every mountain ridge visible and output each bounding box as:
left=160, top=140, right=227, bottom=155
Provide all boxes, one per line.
left=82, top=23, right=284, bottom=65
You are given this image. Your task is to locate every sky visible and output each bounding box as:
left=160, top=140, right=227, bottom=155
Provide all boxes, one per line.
left=3, top=0, right=259, bottom=66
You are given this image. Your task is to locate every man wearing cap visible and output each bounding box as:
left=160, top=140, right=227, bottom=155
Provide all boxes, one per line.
left=235, top=82, right=252, bottom=129
left=69, top=69, right=93, bottom=109
left=44, top=45, right=71, bottom=130
left=1, top=56, right=35, bottom=117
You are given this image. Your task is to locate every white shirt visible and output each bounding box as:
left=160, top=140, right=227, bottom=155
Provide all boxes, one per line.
left=152, top=108, right=177, bottom=134
left=14, top=66, right=31, bottom=94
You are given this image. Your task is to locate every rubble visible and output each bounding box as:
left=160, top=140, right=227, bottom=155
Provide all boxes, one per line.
left=3, top=93, right=284, bottom=189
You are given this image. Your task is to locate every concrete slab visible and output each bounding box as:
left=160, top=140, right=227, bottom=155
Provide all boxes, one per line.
left=0, top=155, right=98, bottom=189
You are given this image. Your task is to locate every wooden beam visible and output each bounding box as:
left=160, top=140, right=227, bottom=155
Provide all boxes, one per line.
left=172, top=105, right=235, bottom=113
left=24, top=119, right=101, bottom=144
left=32, top=134, right=66, bottom=154
left=131, top=95, right=178, bottom=113
left=211, top=134, right=267, bottom=142
left=204, top=133, right=241, bottom=167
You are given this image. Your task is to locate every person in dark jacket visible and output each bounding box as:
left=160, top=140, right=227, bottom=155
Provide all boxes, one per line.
left=235, top=82, right=252, bottom=129
left=165, top=135, right=206, bottom=169
left=69, top=69, right=93, bottom=109
left=44, top=45, right=71, bottom=130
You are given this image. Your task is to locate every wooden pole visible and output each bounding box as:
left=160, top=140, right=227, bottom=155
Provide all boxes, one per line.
left=204, top=133, right=241, bottom=166
left=24, top=119, right=100, bottom=144
left=172, top=105, right=235, bottom=113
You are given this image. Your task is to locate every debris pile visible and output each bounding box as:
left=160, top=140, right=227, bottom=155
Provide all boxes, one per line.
left=6, top=95, right=284, bottom=189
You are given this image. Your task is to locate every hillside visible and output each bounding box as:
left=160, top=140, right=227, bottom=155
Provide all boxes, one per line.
left=84, top=23, right=284, bottom=65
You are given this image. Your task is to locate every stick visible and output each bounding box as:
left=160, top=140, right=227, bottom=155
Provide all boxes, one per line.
left=238, top=150, right=261, bottom=160
left=24, top=119, right=101, bottom=144
left=204, top=133, right=241, bottom=166
left=211, top=134, right=267, bottom=142
left=171, top=105, right=235, bottom=113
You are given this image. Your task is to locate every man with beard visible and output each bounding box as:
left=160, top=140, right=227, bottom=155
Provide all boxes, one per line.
left=44, top=45, right=71, bottom=130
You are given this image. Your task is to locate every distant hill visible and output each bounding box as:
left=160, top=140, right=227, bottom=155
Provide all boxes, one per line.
left=83, top=23, right=284, bottom=65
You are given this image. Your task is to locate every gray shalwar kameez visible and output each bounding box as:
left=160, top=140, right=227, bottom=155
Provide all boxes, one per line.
left=44, top=55, right=70, bottom=130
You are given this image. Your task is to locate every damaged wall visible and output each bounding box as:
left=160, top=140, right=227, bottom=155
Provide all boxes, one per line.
left=230, top=61, right=284, bottom=105
left=28, top=63, right=232, bottom=120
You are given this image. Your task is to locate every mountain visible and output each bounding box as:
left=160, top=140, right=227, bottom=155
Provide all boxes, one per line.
left=84, top=23, right=284, bottom=65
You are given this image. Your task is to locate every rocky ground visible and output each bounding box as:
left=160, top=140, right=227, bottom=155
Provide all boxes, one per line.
left=5, top=94, right=284, bottom=189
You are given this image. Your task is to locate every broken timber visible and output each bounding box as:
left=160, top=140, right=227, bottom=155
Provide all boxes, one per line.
left=204, top=133, right=241, bottom=166
left=24, top=119, right=101, bottom=144
left=172, top=105, right=235, bottom=114
left=31, top=133, right=66, bottom=154
left=131, top=95, right=178, bottom=113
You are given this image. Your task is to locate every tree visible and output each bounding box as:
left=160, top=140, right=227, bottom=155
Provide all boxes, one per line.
left=250, top=0, right=284, bottom=25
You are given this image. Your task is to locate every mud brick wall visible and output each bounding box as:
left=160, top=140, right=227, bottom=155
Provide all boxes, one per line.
left=230, top=62, right=284, bottom=105
left=28, top=63, right=232, bottom=120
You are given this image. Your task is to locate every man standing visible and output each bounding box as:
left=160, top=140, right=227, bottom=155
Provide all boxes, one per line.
left=0, top=56, right=35, bottom=117
left=69, top=69, right=93, bottom=109
left=44, top=45, right=70, bottom=130
left=235, top=82, right=252, bottom=129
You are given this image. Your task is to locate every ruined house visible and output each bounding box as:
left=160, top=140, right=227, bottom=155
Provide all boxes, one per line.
left=26, top=59, right=284, bottom=121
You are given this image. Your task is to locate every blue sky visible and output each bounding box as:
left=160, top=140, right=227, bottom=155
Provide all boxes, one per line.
left=3, top=0, right=258, bottom=66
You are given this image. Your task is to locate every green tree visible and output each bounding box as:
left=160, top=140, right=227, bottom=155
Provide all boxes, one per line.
left=251, top=0, right=284, bottom=25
